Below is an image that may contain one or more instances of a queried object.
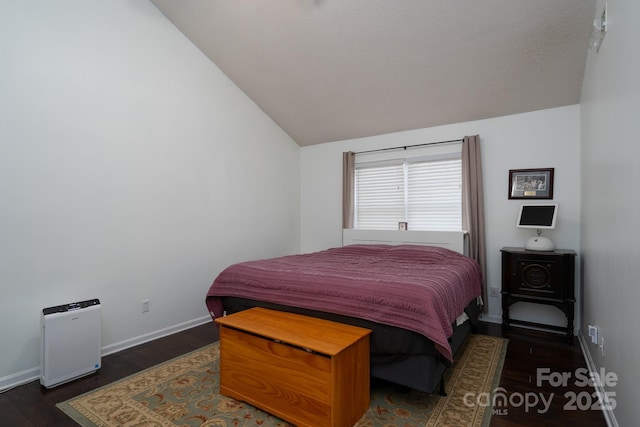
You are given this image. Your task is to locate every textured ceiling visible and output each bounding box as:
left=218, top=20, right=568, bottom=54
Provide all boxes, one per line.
left=151, top=0, right=597, bottom=146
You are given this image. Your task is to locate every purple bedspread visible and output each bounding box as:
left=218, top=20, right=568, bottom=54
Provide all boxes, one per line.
left=206, top=244, right=482, bottom=361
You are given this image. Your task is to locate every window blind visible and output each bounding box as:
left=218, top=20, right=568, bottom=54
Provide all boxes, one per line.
left=355, top=163, right=405, bottom=230
left=354, top=155, right=461, bottom=231
left=407, top=158, right=461, bottom=231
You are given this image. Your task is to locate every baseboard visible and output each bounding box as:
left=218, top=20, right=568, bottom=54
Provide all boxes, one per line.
left=577, top=332, right=619, bottom=427
left=0, top=315, right=213, bottom=393
left=479, top=313, right=502, bottom=324
left=0, top=366, right=41, bottom=393
left=101, top=315, right=212, bottom=356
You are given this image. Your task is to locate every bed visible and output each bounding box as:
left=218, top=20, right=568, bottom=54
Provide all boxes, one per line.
left=206, top=229, right=483, bottom=393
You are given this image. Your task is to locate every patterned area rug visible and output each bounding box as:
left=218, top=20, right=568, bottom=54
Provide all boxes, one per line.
left=57, top=334, right=507, bottom=427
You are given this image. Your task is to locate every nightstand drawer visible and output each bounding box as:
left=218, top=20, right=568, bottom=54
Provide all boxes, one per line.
left=508, top=256, right=564, bottom=299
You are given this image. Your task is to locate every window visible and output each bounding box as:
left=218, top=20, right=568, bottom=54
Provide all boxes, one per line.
left=354, top=148, right=462, bottom=231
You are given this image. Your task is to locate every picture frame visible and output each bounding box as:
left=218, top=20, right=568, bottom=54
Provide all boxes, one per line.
left=508, top=168, right=554, bottom=199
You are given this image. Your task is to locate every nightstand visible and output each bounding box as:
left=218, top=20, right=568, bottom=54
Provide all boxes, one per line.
left=501, top=247, right=576, bottom=343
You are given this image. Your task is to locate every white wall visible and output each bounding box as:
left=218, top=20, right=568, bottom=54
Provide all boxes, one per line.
left=580, top=0, right=640, bottom=425
left=0, top=0, right=300, bottom=389
left=301, top=105, right=581, bottom=326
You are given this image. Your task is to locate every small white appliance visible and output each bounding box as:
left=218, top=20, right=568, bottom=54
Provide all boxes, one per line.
left=40, top=299, right=101, bottom=388
left=516, top=204, right=558, bottom=251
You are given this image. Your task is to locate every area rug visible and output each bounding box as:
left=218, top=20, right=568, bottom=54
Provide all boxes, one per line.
left=57, top=334, right=507, bottom=427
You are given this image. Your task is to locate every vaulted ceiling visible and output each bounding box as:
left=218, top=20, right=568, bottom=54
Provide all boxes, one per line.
left=151, top=0, right=597, bottom=146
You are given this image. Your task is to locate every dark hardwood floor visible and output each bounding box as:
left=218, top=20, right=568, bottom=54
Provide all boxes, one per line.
left=477, top=322, right=608, bottom=427
left=0, top=323, right=218, bottom=427
left=0, top=321, right=607, bottom=426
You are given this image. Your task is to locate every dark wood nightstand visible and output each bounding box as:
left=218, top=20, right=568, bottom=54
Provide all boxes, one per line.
left=501, top=247, right=576, bottom=343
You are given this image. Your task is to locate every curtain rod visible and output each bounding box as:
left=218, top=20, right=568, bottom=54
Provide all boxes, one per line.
left=355, top=138, right=463, bottom=155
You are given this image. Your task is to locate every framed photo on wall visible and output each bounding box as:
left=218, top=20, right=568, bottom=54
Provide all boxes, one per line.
left=508, top=168, right=554, bottom=199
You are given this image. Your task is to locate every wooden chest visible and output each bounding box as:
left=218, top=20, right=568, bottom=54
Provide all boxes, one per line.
left=215, top=307, right=371, bottom=427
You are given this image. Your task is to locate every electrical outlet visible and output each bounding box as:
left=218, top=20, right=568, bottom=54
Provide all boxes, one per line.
left=490, top=287, right=500, bottom=297
left=588, top=325, right=599, bottom=344
left=142, top=299, right=150, bottom=313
